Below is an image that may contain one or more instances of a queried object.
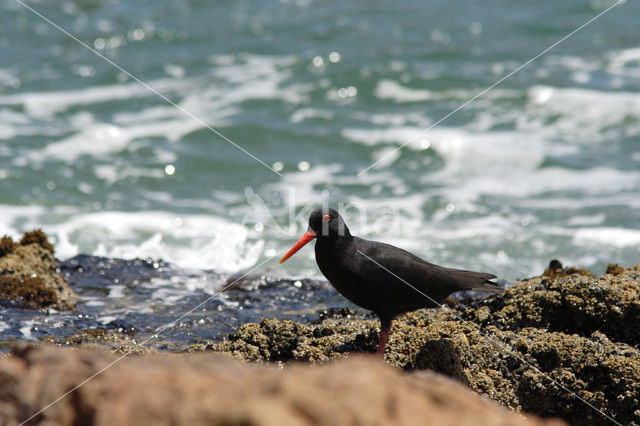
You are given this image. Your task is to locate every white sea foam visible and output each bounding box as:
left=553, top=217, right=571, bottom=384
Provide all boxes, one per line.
left=440, top=166, right=640, bottom=201
left=290, top=107, right=335, bottom=123
left=342, top=124, right=573, bottom=177
left=0, top=78, right=192, bottom=118
left=374, top=79, right=521, bottom=103
left=93, top=165, right=165, bottom=185
left=60, top=211, right=263, bottom=272
left=342, top=126, right=425, bottom=148
left=567, top=214, right=607, bottom=227
left=150, top=287, right=185, bottom=304
left=375, top=79, right=434, bottom=102
left=607, top=47, right=640, bottom=78
left=97, top=316, right=117, bottom=325
left=19, top=320, right=37, bottom=340
left=0, top=205, right=263, bottom=272
left=573, top=227, right=640, bottom=247
left=523, top=85, right=640, bottom=141
left=28, top=118, right=204, bottom=164
left=108, top=285, right=126, bottom=298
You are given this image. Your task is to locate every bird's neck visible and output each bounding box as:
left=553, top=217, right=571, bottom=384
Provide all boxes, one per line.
left=315, top=233, right=353, bottom=254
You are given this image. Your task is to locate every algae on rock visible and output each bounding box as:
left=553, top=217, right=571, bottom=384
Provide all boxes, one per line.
left=0, top=231, right=77, bottom=310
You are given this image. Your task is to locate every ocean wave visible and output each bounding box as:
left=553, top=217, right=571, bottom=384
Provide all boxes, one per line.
left=0, top=206, right=263, bottom=272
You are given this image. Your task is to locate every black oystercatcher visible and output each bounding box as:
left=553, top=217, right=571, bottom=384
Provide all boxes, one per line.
left=280, top=208, right=499, bottom=356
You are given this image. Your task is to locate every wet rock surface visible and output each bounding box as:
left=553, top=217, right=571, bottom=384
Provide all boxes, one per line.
left=43, top=328, right=154, bottom=355
left=0, top=344, right=563, bottom=426
left=0, top=231, right=77, bottom=310
left=1, top=252, right=357, bottom=355
left=203, top=265, right=640, bottom=426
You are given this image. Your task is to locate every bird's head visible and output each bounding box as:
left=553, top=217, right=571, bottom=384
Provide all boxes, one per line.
left=308, top=208, right=350, bottom=238
left=279, top=207, right=350, bottom=263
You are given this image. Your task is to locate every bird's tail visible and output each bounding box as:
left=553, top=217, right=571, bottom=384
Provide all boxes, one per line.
left=449, top=269, right=501, bottom=293
left=471, top=279, right=501, bottom=294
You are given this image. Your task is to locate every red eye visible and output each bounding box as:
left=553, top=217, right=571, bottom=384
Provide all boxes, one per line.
left=322, top=214, right=331, bottom=223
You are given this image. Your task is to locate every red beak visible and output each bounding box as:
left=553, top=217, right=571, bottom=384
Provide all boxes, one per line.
left=279, top=230, right=317, bottom=263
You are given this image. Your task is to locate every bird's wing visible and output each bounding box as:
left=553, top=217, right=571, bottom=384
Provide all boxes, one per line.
left=355, top=238, right=499, bottom=295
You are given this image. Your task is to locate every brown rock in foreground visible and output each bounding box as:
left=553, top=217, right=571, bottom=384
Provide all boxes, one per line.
left=0, top=344, right=563, bottom=426
left=0, top=231, right=77, bottom=310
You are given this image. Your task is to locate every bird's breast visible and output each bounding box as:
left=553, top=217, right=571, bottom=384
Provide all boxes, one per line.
left=314, top=239, right=382, bottom=312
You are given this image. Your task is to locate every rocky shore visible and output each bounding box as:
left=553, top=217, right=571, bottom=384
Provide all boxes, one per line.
left=0, top=231, right=638, bottom=425
left=200, top=264, right=640, bottom=425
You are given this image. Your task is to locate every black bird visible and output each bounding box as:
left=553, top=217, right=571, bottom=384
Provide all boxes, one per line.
left=280, top=208, right=499, bottom=356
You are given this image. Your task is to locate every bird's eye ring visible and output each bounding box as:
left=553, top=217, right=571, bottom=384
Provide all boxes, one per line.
left=322, top=214, right=331, bottom=223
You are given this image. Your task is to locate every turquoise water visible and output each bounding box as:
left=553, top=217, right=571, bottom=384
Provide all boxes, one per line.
left=1, top=0, right=639, bottom=288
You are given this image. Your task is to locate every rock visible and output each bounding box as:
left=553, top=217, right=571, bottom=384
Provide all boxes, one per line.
left=0, top=344, right=563, bottom=426
left=0, top=231, right=77, bottom=310
left=469, top=264, right=640, bottom=345
left=43, top=329, right=154, bottom=355
left=207, top=265, right=640, bottom=425
left=411, top=324, right=640, bottom=425
left=208, top=317, right=379, bottom=362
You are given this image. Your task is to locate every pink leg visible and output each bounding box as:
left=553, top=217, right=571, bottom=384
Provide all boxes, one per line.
left=376, top=319, right=392, bottom=357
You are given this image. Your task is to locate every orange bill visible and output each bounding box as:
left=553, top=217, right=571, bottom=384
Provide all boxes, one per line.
left=279, top=230, right=317, bottom=263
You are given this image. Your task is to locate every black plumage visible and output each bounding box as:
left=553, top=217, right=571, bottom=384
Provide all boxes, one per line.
left=280, top=208, right=499, bottom=356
